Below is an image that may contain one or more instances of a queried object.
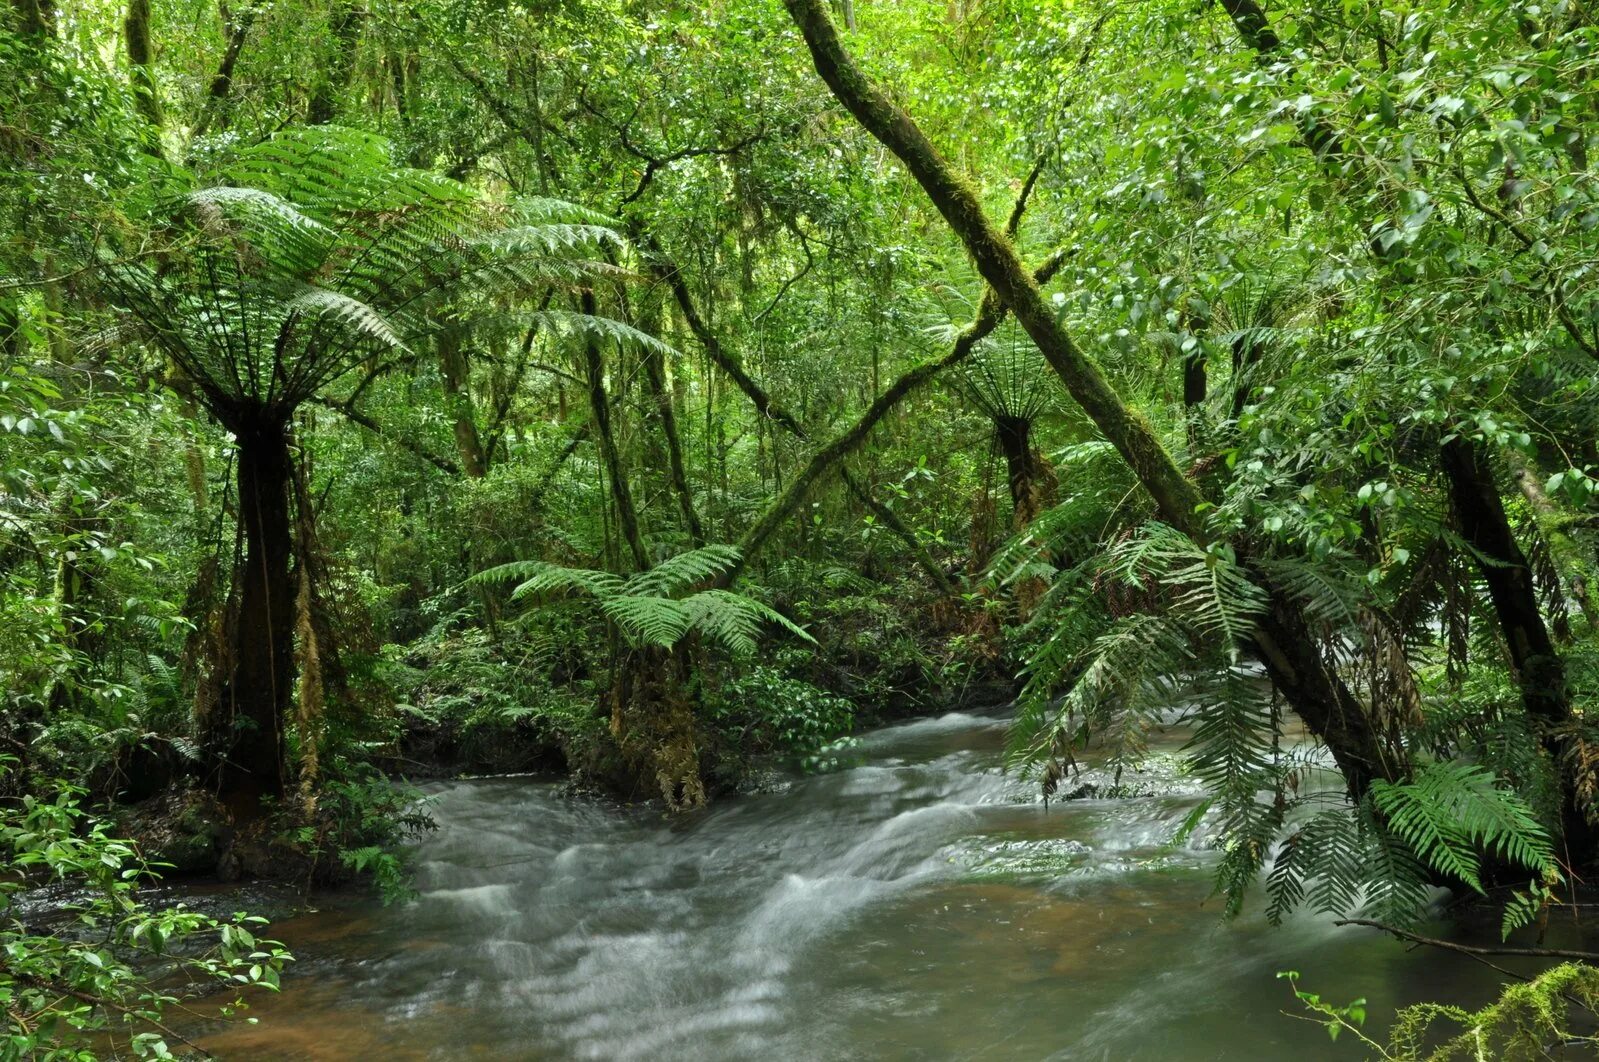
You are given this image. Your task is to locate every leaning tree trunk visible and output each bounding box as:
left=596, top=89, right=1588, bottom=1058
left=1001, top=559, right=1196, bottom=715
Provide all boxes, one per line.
left=214, top=412, right=295, bottom=811
left=784, top=0, right=1401, bottom=799
left=1440, top=437, right=1593, bottom=857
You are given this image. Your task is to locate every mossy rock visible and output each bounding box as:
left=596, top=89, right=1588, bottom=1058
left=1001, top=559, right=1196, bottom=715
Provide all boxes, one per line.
left=118, top=787, right=229, bottom=876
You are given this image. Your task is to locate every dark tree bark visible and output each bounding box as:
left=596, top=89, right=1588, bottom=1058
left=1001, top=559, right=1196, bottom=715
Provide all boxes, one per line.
left=214, top=412, right=295, bottom=810
left=190, top=0, right=255, bottom=141
left=123, top=0, right=164, bottom=152
left=1441, top=437, right=1591, bottom=852
left=1229, top=334, right=1265, bottom=420
left=785, top=0, right=1399, bottom=798
left=1183, top=349, right=1207, bottom=411
left=1441, top=439, right=1566, bottom=723
left=10, top=0, right=51, bottom=36
left=994, top=416, right=1055, bottom=529
left=641, top=340, right=704, bottom=546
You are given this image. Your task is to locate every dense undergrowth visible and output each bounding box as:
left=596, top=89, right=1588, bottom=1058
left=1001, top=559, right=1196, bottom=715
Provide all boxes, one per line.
left=8, top=0, right=1599, bottom=1054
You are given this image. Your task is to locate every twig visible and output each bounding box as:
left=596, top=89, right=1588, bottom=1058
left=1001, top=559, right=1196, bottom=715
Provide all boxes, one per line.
left=1335, top=918, right=1599, bottom=962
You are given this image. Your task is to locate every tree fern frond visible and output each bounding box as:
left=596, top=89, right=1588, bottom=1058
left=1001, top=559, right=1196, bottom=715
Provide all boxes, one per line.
left=1369, top=761, right=1556, bottom=894
left=625, top=544, right=742, bottom=597
left=468, top=559, right=624, bottom=600
left=1009, top=610, right=1194, bottom=775
left=475, top=224, right=623, bottom=257
left=282, top=285, right=409, bottom=354
left=531, top=311, right=680, bottom=357
left=600, top=594, right=690, bottom=648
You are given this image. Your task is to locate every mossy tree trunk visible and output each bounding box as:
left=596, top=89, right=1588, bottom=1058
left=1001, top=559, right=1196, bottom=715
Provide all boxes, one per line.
left=784, top=0, right=1400, bottom=798
left=1441, top=437, right=1592, bottom=854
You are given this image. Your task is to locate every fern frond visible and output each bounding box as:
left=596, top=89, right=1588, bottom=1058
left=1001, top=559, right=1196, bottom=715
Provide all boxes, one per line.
left=600, top=594, right=690, bottom=648
left=468, top=560, right=624, bottom=600
left=1369, top=761, right=1556, bottom=894
left=531, top=311, right=679, bottom=357
left=624, top=545, right=743, bottom=597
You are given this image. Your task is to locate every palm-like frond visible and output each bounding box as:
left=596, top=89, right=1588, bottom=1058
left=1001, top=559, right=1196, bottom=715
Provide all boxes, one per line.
left=956, top=318, right=1054, bottom=421
left=474, top=547, right=810, bottom=655
left=601, top=594, right=691, bottom=648
left=468, top=559, right=624, bottom=600
left=681, top=589, right=814, bottom=656
left=102, top=127, right=629, bottom=419
left=625, top=545, right=742, bottom=597
left=1369, top=761, right=1555, bottom=894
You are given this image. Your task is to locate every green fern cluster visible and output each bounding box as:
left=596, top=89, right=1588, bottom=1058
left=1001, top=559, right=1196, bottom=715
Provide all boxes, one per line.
left=1008, top=522, right=1264, bottom=776
left=1265, top=762, right=1557, bottom=934
left=101, top=126, right=653, bottom=416
left=470, top=545, right=812, bottom=656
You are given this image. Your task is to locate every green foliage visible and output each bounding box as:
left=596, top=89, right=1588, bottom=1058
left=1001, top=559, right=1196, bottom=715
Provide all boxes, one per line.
left=0, top=761, right=290, bottom=1060
left=1264, top=764, right=1557, bottom=935
left=472, top=546, right=814, bottom=655
left=1283, top=964, right=1599, bottom=1060
left=709, top=664, right=856, bottom=770
left=101, top=127, right=627, bottom=418
left=1369, top=762, right=1556, bottom=898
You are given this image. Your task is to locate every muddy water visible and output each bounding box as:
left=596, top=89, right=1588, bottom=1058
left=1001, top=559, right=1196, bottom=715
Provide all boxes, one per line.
left=192, top=710, right=1565, bottom=1059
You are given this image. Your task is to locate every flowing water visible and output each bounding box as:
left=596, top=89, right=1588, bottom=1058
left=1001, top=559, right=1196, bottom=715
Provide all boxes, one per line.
left=192, top=708, right=1574, bottom=1059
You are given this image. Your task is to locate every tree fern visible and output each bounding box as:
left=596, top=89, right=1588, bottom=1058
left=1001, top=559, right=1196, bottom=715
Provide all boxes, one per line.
left=623, top=544, right=741, bottom=597
left=1009, top=610, right=1195, bottom=776
left=472, top=547, right=811, bottom=656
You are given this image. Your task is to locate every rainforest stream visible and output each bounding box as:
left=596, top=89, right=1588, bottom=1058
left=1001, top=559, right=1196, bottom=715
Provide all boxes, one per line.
left=188, top=708, right=1558, bottom=1060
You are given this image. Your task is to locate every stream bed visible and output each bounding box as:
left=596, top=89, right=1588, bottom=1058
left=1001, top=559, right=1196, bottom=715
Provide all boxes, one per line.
left=189, top=709, right=1570, bottom=1059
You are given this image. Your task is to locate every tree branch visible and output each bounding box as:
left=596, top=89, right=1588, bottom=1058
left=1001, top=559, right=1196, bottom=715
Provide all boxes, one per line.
left=1335, top=919, right=1599, bottom=962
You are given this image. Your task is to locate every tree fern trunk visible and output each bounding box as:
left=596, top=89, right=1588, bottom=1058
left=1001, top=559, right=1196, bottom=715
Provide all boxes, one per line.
left=215, top=412, right=295, bottom=812
left=994, top=415, right=1054, bottom=530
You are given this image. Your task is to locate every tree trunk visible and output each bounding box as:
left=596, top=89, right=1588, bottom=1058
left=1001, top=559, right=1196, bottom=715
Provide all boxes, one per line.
left=994, top=415, right=1054, bottom=529
left=1229, top=335, right=1264, bottom=420
left=190, top=0, right=254, bottom=141
left=1440, top=437, right=1591, bottom=853
left=437, top=326, right=488, bottom=478
left=1508, top=449, right=1597, bottom=630
left=581, top=291, right=647, bottom=570
left=784, top=0, right=1399, bottom=798
left=10, top=0, right=51, bottom=36
left=123, top=0, right=164, bottom=153
left=306, top=0, right=364, bottom=124
left=216, top=414, right=295, bottom=810
left=641, top=341, right=704, bottom=546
